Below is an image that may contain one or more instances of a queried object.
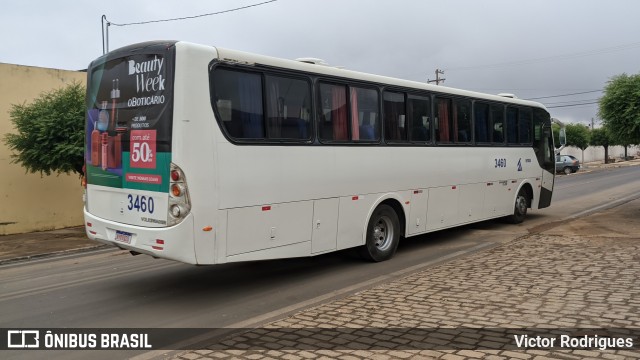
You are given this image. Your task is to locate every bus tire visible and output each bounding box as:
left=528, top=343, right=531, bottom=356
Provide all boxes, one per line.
left=506, top=188, right=529, bottom=224
left=360, top=204, right=400, bottom=262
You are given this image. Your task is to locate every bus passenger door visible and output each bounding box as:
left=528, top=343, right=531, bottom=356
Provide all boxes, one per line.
left=311, top=198, right=339, bottom=254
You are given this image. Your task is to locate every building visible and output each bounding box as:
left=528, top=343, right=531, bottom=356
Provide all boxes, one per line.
left=0, top=63, right=85, bottom=235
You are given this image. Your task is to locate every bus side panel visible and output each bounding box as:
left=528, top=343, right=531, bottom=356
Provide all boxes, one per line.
left=426, top=186, right=460, bottom=231
left=173, top=42, right=220, bottom=264
left=226, top=201, right=313, bottom=257
left=336, top=195, right=371, bottom=250
left=458, top=183, right=486, bottom=223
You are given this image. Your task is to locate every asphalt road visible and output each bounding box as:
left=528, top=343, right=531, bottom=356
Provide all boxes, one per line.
left=2, top=166, right=640, bottom=360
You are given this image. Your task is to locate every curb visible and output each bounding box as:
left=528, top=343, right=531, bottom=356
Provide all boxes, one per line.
left=0, top=244, right=113, bottom=266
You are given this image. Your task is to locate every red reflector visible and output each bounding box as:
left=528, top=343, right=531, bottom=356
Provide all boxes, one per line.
left=536, top=178, right=541, bottom=181
left=152, top=246, right=163, bottom=251
left=405, top=201, right=410, bottom=205
left=512, top=180, right=517, bottom=183
left=203, top=226, right=213, bottom=232
left=451, top=186, right=457, bottom=190
left=156, top=239, right=165, bottom=244
left=413, top=190, right=422, bottom=194
left=487, top=183, right=493, bottom=186
left=171, top=170, right=180, bottom=181
left=87, top=222, right=92, bottom=227
left=89, top=231, right=97, bottom=235
left=262, top=206, right=271, bottom=211
left=352, top=196, right=359, bottom=200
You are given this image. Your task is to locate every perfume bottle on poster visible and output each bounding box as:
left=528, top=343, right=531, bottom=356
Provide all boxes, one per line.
left=110, top=79, right=120, bottom=131
left=101, top=132, right=109, bottom=171
left=91, top=121, right=101, bottom=166
left=97, top=101, right=109, bottom=131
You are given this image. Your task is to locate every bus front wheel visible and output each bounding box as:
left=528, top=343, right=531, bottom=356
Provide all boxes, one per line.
left=506, top=189, right=529, bottom=224
left=360, top=204, right=400, bottom=262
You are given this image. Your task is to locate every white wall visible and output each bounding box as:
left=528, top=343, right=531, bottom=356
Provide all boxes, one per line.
left=561, top=145, right=640, bottom=164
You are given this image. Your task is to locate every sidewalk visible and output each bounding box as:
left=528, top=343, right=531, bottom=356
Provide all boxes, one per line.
left=0, top=226, right=102, bottom=264
left=582, top=157, right=640, bottom=170
left=172, top=198, right=640, bottom=359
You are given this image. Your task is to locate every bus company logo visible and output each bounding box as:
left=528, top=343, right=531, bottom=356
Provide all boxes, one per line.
left=517, top=158, right=523, bottom=171
left=7, top=330, right=39, bottom=348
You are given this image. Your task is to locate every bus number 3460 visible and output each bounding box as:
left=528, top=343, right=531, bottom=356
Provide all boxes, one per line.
left=127, top=194, right=155, bottom=214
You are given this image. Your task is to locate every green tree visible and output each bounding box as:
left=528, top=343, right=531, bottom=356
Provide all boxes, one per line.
left=590, top=126, right=614, bottom=164
left=3, top=82, right=86, bottom=176
left=598, top=73, right=640, bottom=147
left=565, top=123, right=590, bottom=150
left=565, top=123, right=590, bottom=164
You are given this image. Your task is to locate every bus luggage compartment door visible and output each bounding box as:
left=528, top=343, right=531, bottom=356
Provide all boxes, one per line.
left=311, top=198, right=339, bottom=254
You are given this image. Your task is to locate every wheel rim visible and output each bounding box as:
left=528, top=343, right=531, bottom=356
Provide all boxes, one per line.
left=564, top=167, right=571, bottom=175
left=372, top=215, right=394, bottom=251
left=515, top=194, right=527, bottom=216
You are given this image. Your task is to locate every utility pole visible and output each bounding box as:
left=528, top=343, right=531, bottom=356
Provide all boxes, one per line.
left=427, top=69, right=445, bottom=85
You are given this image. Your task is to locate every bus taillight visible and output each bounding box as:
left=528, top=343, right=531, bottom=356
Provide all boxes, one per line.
left=168, top=163, right=191, bottom=226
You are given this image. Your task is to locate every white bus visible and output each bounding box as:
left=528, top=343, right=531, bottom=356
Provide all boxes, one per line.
left=83, top=41, right=556, bottom=265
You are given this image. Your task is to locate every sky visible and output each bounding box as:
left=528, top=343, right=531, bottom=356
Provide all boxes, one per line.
left=1, top=0, right=639, bottom=126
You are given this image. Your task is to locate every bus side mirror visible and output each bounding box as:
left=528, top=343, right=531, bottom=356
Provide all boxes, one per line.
left=559, top=128, right=567, bottom=147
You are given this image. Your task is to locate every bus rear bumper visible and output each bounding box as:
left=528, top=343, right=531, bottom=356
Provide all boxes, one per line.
left=83, top=207, right=197, bottom=264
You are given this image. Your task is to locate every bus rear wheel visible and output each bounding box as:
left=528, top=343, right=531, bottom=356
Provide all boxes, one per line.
left=360, top=204, right=400, bottom=262
left=506, top=188, right=529, bottom=224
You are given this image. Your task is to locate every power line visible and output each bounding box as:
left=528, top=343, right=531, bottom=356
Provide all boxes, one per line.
left=543, top=98, right=600, bottom=106
left=106, top=0, right=278, bottom=27
left=546, top=101, right=600, bottom=109
left=101, top=0, right=277, bottom=53
left=526, top=90, right=602, bottom=100
left=445, top=41, right=640, bottom=72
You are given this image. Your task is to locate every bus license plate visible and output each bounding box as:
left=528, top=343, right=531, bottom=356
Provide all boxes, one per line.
left=114, top=230, right=132, bottom=244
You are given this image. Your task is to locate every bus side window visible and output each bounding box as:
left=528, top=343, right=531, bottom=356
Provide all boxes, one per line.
left=351, top=86, right=380, bottom=142
left=474, top=102, right=490, bottom=143
left=436, top=97, right=452, bottom=143
left=519, top=108, right=532, bottom=144
left=212, top=68, right=265, bottom=139
left=408, top=94, right=431, bottom=142
left=506, top=107, right=518, bottom=144
left=265, top=75, right=312, bottom=140
left=383, top=91, right=406, bottom=142
left=318, top=83, right=348, bottom=141
left=491, top=104, right=505, bottom=144
left=454, top=99, right=472, bottom=143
